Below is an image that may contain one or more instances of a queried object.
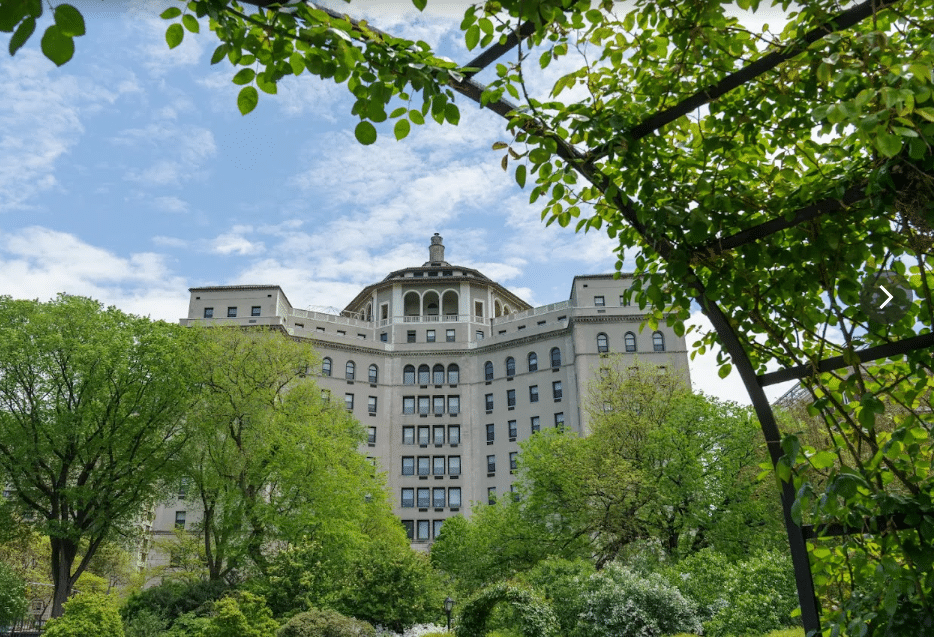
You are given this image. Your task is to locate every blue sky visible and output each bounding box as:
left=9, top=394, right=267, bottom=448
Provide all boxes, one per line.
left=0, top=0, right=796, bottom=404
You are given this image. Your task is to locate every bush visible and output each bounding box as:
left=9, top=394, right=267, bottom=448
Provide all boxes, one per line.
left=43, top=593, right=125, bottom=637
left=0, top=560, right=27, bottom=626
left=576, top=562, right=701, bottom=637
left=663, top=549, right=733, bottom=622
left=122, top=609, right=168, bottom=637
left=518, top=558, right=593, bottom=636
left=201, top=591, right=279, bottom=637
left=121, top=579, right=229, bottom=627
left=277, top=607, right=376, bottom=637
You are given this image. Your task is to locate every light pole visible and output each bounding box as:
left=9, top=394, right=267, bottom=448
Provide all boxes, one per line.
left=443, top=596, right=455, bottom=631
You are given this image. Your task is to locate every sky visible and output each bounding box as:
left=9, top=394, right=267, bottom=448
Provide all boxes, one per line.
left=0, top=0, right=796, bottom=405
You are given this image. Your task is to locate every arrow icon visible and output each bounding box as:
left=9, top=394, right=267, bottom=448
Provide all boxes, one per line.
left=879, top=285, right=894, bottom=309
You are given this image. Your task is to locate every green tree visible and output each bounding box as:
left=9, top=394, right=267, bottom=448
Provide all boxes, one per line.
left=43, top=592, right=125, bottom=637
left=201, top=591, right=279, bottom=637
left=183, top=326, right=399, bottom=581
left=0, top=295, right=195, bottom=616
left=0, top=559, right=28, bottom=628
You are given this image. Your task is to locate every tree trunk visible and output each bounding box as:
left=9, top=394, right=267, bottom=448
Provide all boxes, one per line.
left=49, top=537, right=78, bottom=618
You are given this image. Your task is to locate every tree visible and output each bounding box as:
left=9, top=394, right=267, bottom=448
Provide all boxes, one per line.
left=42, top=592, right=125, bottom=637
left=182, top=326, right=399, bottom=581
left=0, top=559, right=28, bottom=628
left=0, top=295, right=196, bottom=616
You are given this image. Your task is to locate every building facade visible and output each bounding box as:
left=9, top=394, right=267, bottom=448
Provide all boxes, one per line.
left=146, top=235, right=689, bottom=560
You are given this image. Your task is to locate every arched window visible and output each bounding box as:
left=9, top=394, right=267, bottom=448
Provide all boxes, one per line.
left=403, top=365, right=415, bottom=385
left=528, top=352, right=538, bottom=372
left=322, top=357, right=332, bottom=377
left=550, top=347, right=561, bottom=369
left=346, top=361, right=355, bottom=380
left=625, top=332, right=637, bottom=352
left=447, top=364, right=459, bottom=385
left=653, top=331, right=665, bottom=352
left=433, top=364, right=445, bottom=385
left=597, top=333, right=609, bottom=353
left=418, top=364, right=430, bottom=385
left=484, top=361, right=494, bottom=381
left=505, top=357, right=516, bottom=377
left=368, top=364, right=378, bottom=384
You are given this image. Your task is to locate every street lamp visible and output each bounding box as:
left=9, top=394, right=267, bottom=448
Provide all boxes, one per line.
left=443, top=596, right=455, bottom=631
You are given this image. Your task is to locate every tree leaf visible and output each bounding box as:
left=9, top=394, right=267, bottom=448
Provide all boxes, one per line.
left=237, top=85, right=259, bottom=115
left=412, top=0, right=427, bottom=11
left=394, top=118, right=410, bottom=140
left=874, top=132, right=901, bottom=157
left=355, top=121, right=377, bottom=145
left=165, top=23, right=184, bottom=49
left=465, top=24, right=480, bottom=50
left=718, top=363, right=732, bottom=379
left=232, top=68, right=255, bottom=85
left=8, top=16, right=35, bottom=56
left=408, top=109, right=424, bottom=125
left=492, top=141, right=508, bottom=150
left=40, top=24, right=73, bottom=66
left=444, top=103, right=459, bottom=125
left=210, top=43, right=228, bottom=65
left=53, top=4, right=84, bottom=37
left=160, top=7, right=183, bottom=19
left=515, top=164, right=526, bottom=188
left=182, top=13, right=199, bottom=34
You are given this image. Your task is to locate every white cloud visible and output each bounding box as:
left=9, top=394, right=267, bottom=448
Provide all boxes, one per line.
left=0, top=226, right=187, bottom=321
left=114, top=123, right=217, bottom=186
left=211, top=226, right=265, bottom=256
left=152, top=196, right=190, bottom=214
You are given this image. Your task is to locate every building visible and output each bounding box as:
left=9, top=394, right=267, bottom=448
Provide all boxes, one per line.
left=145, top=234, right=689, bottom=560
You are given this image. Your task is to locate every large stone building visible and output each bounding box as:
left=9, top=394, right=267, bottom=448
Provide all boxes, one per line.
left=144, top=235, right=689, bottom=562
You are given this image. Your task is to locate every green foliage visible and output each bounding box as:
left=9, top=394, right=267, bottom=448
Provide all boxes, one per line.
left=455, top=581, right=558, bottom=637
left=121, top=579, right=229, bottom=629
left=201, top=591, right=279, bottom=637
left=122, top=609, right=168, bottom=637
left=0, top=560, right=27, bottom=626
left=43, top=593, right=124, bottom=637
left=1, top=1, right=85, bottom=63
left=576, top=562, right=701, bottom=637
left=276, top=607, right=375, bottom=637
left=517, top=558, right=593, bottom=636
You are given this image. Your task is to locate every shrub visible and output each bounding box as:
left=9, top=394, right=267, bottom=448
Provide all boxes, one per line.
left=0, top=560, right=28, bottom=626
left=576, top=562, right=701, bottom=637
left=201, top=591, right=279, bottom=637
left=663, top=549, right=733, bottom=622
left=121, top=579, right=228, bottom=627
left=518, top=558, right=593, bottom=636
left=123, top=609, right=168, bottom=637
left=277, top=607, right=376, bottom=637
left=455, top=581, right=558, bottom=637
left=43, top=593, right=125, bottom=637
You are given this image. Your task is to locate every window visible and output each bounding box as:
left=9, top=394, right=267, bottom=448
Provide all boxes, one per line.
left=487, top=455, right=496, bottom=473
left=505, top=357, right=516, bottom=377
left=447, top=396, right=460, bottom=415
left=251, top=305, right=261, bottom=316
left=403, top=365, right=415, bottom=385
left=507, top=389, right=516, bottom=407
left=368, top=396, right=377, bottom=414
left=402, top=457, right=414, bottom=475
left=418, top=426, right=430, bottom=446
left=344, top=393, right=354, bottom=411
left=407, top=330, right=417, bottom=343
left=446, top=329, right=456, bottom=342
left=418, top=457, right=430, bottom=476
left=433, top=519, right=444, bottom=539
left=449, top=487, right=462, bottom=508
left=485, top=394, right=494, bottom=411
left=427, top=329, right=436, bottom=343
left=488, top=487, right=497, bottom=505
left=531, top=416, right=540, bottom=433
left=594, top=295, right=605, bottom=306
left=448, top=425, right=460, bottom=445
left=203, top=307, right=214, bottom=318
left=367, top=426, right=376, bottom=443
left=484, top=361, right=494, bottom=381
left=418, top=396, right=430, bottom=415
left=433, top=364, right=445, bottom=385
left=449, top=456, right=461, bottom=476
left=403, top=426, right=415, bottom=445
left=433, top=488, right=446, bottom=508
left=433, top=396, right=444, bottom=415
left=322, top=357, right=332, bottom=377
left=508, top=420, right=517, bottom=438
left=528, top=352, right=538, bottom=372
left=227, top=307, right=237, bottom=318
left=321, top=389, right=330, bottom=402
left=369, top=364, right=378, bottom=383
left=178, top=478, right=189, bottom=500
left=625, top=332, right=637, bottom=352
left=475, top=301, right=484, bottom=318
left=553, top=381, right=563, bottom=401
left=597, top=333, right=609, bottom=353
left=401, top=488, right=414, bottom=508
left=418, top=365, right=430, bottom=385
left=380, top=332, right=388, bottom=342
left=551, top=347, right=561, bottom=368
left=345, top=361, right=355, bottom=380
left=529, top=385, right=539, bottom=403
left=510, top=451, right=518, bottom=470
left=433, top=456, right=445, bottom=475
left=555, top=412, right=565, bottom=429
left=402, top=520, right=414, bottom=540
left=433, top=426, right=445, bottom=445
left=417, top=488, right=430, bottom=508
left=175, top=510, right=186, bottom=529
left=476, top=330, right=485, bottom=340
left=653, top=331, right=666, bottom=352
left=486, top=423, right=495, bottom=442
left=447, top=364, right=459, bottom=385
left=403, top=397, right=415, bottom=414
